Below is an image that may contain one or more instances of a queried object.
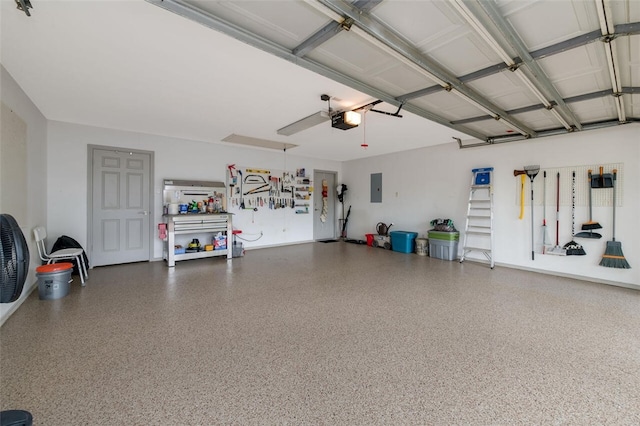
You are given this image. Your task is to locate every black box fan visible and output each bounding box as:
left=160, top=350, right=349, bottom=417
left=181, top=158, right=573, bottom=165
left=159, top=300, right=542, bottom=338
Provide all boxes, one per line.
left=1, top=214, right=30, bottom=303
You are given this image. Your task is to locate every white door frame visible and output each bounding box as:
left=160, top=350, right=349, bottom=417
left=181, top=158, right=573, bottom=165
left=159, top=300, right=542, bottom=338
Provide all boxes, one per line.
left=87, top=145, right=155, bottom=267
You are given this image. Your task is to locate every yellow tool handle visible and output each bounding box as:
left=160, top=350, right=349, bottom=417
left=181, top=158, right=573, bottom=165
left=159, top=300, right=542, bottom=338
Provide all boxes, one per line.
left=519, top=174, right=525, bottom=219
left=245, top=168, right=270, bottom=174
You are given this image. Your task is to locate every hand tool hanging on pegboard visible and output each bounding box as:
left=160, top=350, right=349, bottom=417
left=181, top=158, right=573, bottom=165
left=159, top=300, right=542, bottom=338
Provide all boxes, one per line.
left=575, top=169, right=602, bottom=239
left=599, top=170, right=630, bottom=269
left=547, top=172, right=567, bottom=256
left=562, top=171, right=586, bottom=255
left=514, top=165, right=539, bottom=260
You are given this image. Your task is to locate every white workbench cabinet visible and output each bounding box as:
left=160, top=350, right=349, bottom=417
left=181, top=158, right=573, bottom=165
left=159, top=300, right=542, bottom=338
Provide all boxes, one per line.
left=162, top=213, right=232, bottom=267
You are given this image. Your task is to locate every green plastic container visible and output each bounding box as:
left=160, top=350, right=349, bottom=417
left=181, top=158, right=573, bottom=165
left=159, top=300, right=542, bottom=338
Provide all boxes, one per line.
left=427, top=230, right=460, bottom=241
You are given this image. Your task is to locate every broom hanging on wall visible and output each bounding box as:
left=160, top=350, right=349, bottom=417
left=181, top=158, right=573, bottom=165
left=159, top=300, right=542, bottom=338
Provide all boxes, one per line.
left=562, top=171, right=586, bottom=256
left=547, top=172, right=567, bottom=256
left=600, top=169, right=630, bottom=269
left=540, top=171, right=551, bottom=254
left=575, top=169, right=602, bottom=239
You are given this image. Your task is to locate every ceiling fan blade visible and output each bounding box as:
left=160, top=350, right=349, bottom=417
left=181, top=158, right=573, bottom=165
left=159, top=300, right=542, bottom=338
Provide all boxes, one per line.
left=277, top=111, right=330, bottom=136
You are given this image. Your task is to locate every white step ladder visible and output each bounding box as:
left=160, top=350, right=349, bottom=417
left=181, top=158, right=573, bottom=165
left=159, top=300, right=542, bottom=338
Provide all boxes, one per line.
left=460, top=167, right=494, bottom=269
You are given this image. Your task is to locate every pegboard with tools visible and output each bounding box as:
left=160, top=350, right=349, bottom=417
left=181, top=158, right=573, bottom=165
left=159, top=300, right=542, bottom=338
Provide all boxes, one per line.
left=226, top=164, right=310, bottom=211
left=514, top=163, right=624, bottom=207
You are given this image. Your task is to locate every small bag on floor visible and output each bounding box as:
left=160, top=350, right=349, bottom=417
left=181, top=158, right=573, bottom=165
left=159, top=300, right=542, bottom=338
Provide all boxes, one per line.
left=51, top=235, right=89, bottom=274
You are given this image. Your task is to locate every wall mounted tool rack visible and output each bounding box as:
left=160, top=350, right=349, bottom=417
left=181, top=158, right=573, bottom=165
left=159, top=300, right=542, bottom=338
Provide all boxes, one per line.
left=226, top=165, right=313, bottom=212
left=514, top=163, right=624, bottom=207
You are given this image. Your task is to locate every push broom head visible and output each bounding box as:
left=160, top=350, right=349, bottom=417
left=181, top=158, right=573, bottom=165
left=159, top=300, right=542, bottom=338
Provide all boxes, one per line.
left=581, top=221, right=602, bottom=230
left=599, top=169, right=630, bottom=269
left=577, top=220, right=603, bottom=238
left=600, top=241, right=631, bottom=268
left=576, top=169, right=602, bottom=238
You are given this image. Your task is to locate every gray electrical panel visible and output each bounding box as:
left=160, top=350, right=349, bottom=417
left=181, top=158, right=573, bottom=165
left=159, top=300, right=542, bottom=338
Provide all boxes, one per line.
left=371, top=173, right=382, bottom=203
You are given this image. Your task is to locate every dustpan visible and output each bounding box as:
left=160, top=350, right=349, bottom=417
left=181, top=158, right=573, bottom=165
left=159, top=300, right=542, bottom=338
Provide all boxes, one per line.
left=591, top=166, right=613, bottom=188
left=575, top=169, right=602, bottom=239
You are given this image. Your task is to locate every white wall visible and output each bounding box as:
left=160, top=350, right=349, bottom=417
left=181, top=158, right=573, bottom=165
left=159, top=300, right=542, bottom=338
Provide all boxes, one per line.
left=0, top=66, right=48, bottom=325
left=46, top=121, right=342, bottom=260
left=342, top=125, right=639, bottom=288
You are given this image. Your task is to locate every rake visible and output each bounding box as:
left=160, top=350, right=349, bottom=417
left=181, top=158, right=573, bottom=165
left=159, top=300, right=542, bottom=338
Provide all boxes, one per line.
left=547, top=172, right=567, bottom=256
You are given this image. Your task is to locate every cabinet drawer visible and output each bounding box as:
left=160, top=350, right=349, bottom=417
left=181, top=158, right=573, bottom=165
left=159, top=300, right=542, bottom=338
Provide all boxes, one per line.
left=172, top=215, right=229, bottom=232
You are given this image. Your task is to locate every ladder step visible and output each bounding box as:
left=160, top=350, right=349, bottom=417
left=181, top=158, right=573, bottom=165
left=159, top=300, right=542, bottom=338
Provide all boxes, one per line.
left=466, top=230, right=491, bottom=235
left=468, top=215, right=490, bottom=219
left=464, top=246, right=492, bottom=252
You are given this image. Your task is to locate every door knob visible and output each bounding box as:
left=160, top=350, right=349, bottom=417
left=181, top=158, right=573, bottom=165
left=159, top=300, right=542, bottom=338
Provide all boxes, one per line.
left=138, top=211, right=150, bottom=215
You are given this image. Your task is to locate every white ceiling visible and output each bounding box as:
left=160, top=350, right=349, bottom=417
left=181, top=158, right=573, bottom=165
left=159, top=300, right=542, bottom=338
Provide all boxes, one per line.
left=1, top=0, right=638, bottom=161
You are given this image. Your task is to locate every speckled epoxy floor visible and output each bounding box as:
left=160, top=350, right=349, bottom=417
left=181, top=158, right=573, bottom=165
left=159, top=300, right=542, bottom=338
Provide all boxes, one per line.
left=1, top=242, right=639, bottom=425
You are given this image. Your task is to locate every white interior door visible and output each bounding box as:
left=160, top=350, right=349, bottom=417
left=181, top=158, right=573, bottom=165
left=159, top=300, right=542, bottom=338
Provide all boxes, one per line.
left=90, top=148, right=152, bottom=266
left=313, top=170, right=336, bottom=240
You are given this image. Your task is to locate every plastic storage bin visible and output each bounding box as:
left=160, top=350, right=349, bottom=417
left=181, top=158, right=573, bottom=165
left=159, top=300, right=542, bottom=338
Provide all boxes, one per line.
left=232, top=242, right=244, bottom=258
left=36, top=262, right=73, bottom=300
left=428, top=230, right=460, bottom=261
left=389, top=231, right=418, bottom=253
left=429, top=239, right=459, bottom=261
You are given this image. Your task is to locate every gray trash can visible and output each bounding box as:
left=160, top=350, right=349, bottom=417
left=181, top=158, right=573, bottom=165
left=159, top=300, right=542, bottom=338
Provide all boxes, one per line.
left=232, top=242, right=244, bottom=258
left=36, top=262, right=73, bottom=300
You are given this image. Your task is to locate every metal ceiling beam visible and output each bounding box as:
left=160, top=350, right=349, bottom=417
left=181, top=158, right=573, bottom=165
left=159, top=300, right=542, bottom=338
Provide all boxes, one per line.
left=595, top=0, right=627, bottom=123
left=458, top=118, right=636, bottom=148
left=146, top=0, right=487, bottom=141
left=414, top=20, right=639, bottom=94
left=399, top=21, right=639, bottom=103
left=398, top=85, right=442, bottom=102
left=615, top=21, right=640, bottom=35
left=530, top=29, right=602, bottom=60
left=313, top=0, right=536, bottom=137
left=293, top=0, right=380, bottom=57
left=470, top=0, right=583, bottom=131
left=481, top=119, right=636, bottom=147
left=529, top=22, right=638, bottom=59
left=292, top=21, right=344, bottom=57
left=452, top=87, right=640, bottom=125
